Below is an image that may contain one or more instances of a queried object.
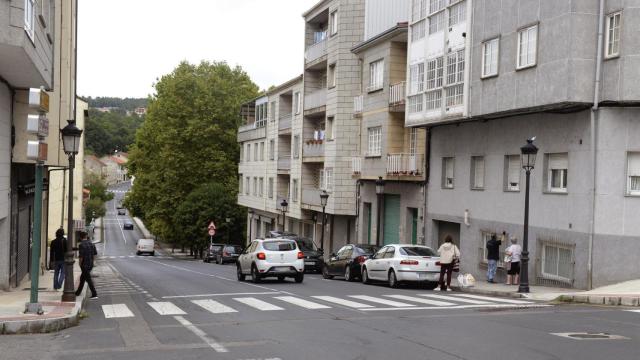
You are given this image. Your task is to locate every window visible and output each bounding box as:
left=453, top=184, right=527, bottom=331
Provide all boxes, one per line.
left=293, top=135, right=300, bottom=158
left=428, top=11, right=445, bottom=34
left=259, top=177, right=264, bottom=197
left=445, top=84, right=464, bottom=107
left=448, top=1, right=466, bottom=26
left=292, top=179, right=299, bottom=203
left=270, top=101, right=276, bottom=121
left=239, top=174, right=243, bottom=193
left=247, top=144, right=251, bottom=161
left=256, top=103, right=268, bottom=127
left=471, top=156, right=485, bottom=189
left=426, top=57, right=444, bottom=90
left=482, top=38, right=499, bottom=78
left=409, top=63, right=425, bottom=94
left=367, top=127, right=382, bottom=156
left=330, top=10, right=338, bottom=35
left=425, top=90, right=442, bottom=110
left=268, top=178, right=274, bottom=198
left=412, top=0, right=427, bottom=21
left=260, top=142, right=265, bottom=161
left=320, top=168, right=334, bottom=192
left=245, top=177, right=250, bottom=195
left=605, top=12, right=621, bottom=58
left=269, top=139, right=275, bottom=160
left=547, top=153, right=568, bottom=193
left=24, top=0, right=35, bottom=40
left=409, top=128, right=418, bottom=155
left=239, top=146, right=244, bottom=163
left=517, top=25, right=538, bottom=69
left=429, top=0, right=446, bottom=14
left=368, top=59, right=384, bottom=91
left=627, top=152, right=640, bottom=195
left=408, top=94, right=424, bottom=113
left=411, top=20, right=426, bottom=42
left=253, top=177, right=258, bottom=196
left=445, top=50, right=465, bottom=107
left=328, top=63, right=336, bottom=88
left=326, top=116, right=334, bottom=140
left=254, top=142, right=258, bottom=161
left=481, top=232, right=505, bottom=267
left=294, top=92, right=301, bottom=114
left=505, top=155, right=521, bottom=191
left=541, top=243, right=573, bottom=282
left=442, top=157, right=454, bottom=188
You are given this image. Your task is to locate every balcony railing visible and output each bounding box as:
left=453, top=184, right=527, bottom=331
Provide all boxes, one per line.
left=238, top=122, right=257, bottom=132
left=387, top=153, right=425, bottom=176
left=303, top=141, right=324, bottom=158
left=278, top=113, right=292, bottom=131
left=353, top=95, right=363, bottom=115
left=277, top=156, right=291, bottom=170
left=237, top=122, right=267, bottom=142
left=305, top=37, right=328, bottom=63
left=302, top=188, right=322, bottom=207
left=389, top=81, right=405, bottom=105
left=352, top=157, right=362, bottom=175
left=304, top=88, right=327, bottom=110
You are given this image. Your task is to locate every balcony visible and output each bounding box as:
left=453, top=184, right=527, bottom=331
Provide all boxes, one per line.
left=277, top=156, right=291, bottom=174
left=278, top=113, right=292, bottom=134
left=389, top=82, right=405, bottom=112
left=305, top=37, right=328, bottom=65
left=387, top=153, right=425, bottom=176
left=301, top=188, right=322, bottom=207
left=237, top=122, right=266, bottom=142
left=353, top=95, right=363, bottom=117
left=352, top=157, right=362, bottom=175
left=302, top=140, right=324, bottom=162
left=304, top=89, right=327, bottom=114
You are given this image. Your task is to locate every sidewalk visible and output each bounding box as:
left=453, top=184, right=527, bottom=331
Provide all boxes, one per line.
left=0, top=263, right=88, bottom=334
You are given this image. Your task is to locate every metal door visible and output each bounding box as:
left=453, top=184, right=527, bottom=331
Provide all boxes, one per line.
left=383, top=195, right=400, bottom=245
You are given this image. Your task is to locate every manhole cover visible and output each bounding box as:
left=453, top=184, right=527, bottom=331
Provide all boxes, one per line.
left=551, top=332, right=629, bottom=340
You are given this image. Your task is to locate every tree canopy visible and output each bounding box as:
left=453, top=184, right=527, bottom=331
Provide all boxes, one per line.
left=85, top=109, right=144, bottom=156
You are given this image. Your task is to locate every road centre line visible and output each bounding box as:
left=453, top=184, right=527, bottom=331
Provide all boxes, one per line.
left=111, top=194, right=128, bottom=245
left=174, top=315, right=228, bottom=353
left=163, top=291, right=281, bottom=299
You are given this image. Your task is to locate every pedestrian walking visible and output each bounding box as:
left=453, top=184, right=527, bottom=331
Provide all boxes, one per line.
left=75, top=231, right=98, bottom=299
left=49, top=228, right=67, bottom=290
left=505, top=237, right=522, bottom=285
left=436, top=235, right=460, bottom=291
left=486, top=232, right=502, bottom=283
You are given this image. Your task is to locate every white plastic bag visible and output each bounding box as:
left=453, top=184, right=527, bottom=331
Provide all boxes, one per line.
left=457, top=273, right=476, bottom=288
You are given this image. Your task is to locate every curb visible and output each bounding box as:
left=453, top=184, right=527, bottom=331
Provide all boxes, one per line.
left=452, top=286, right=529, bottom=299
left=0, top=288, right=88, bottom=335
left=554, top=294, right=640, bottom=307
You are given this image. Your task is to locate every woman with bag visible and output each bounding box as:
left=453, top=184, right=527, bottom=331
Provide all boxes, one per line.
left=505, top=237, right=522, bottom=285
left=436, top=235, right=460, bottom=291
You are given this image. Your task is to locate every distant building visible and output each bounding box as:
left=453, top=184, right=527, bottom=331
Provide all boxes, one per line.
left=100, top=152, right=128, bottom=185
left=84, top=155, right=106, bottom=179
left=134, top=107, right=147, bottom=116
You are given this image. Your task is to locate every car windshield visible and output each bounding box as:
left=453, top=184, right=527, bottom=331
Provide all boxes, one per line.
left=355, top=245, right=379, bottom=255
left=210, top=245, right=223, bottom=251
left=263, top=241, right=296, bottom=251
left=295, top=238, right=315, bottom=251
left=399, top=246, right=437, bottom=256
left=225, top=246, right=242, bottom=253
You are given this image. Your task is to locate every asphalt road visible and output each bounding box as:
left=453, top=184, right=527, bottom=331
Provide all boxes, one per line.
left=1, top=182, right=639, bottom=360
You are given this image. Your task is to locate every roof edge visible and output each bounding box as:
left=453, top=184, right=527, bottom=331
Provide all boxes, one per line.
left=351, top=22, right=408, bottom=54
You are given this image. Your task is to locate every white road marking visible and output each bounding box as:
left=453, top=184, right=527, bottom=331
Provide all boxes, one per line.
left=386, top=294, right=455, bottom=306
left=452, top=294, right=533, bottom=304
left=192, top=299, right=238, bottom=314
left=148, top=302, right=186, bottom=315
left=420, top=294, right=491, bottom=304
left=234, top=297, right=284, bottom=311
left=626, top=310, right=640, bottom=313
left=163, top=291, right=281, bottom=299
left=312, top=296, right=374, bottom=308
left=361, top=304, right=552, bottom=311
left=274, top=296, right=331, bottom=309
left=349, top=295, right=416, bottom=307
left=102, top=304, right=134, bottom=318
left=174, top=315, right=228, bottom=353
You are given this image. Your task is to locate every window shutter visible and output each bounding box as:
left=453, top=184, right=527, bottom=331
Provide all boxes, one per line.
left=508, top=155, right=520, bottom=185
left=474, top=157, right=484, bottom=188
left=445, top=158, right=454, bottom=178
left=627, top=153, right=640, bottom=176
left=548, top=153, right=568, bottom=170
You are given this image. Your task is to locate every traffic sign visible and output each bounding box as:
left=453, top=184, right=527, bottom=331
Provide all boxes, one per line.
left=208, top=221, right=216, bottom=236
left=208, top=228, right=216, bottom=236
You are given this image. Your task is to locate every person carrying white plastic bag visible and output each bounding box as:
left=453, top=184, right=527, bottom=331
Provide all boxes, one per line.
left=457, top=273, right=476, bottom=288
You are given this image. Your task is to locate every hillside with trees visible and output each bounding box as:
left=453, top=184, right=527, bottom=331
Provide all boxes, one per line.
left=84, top=109, right=144, bottom=156
left=83, top=96, right=148, bottom=111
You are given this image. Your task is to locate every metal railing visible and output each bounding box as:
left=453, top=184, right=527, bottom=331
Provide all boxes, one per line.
left=238, top=122, right=257, bottom=132
left=353, top=95, right=363, bottom=114
left=303, top=141, right=324, bottom=157
left=304, top=89, right=327, bottom=110
left=278, top=113, right=292, bottom=131
left=389, top=81, right=405, bottom=105
left=352, top=157, right=362, bottom=174
left=302, top=188, right=322, bottom=207
left=386, top=153, right=424, bottom=175
left=305, top=38, right=328, bottom=63
left=277, top=156, right=291, bottom=170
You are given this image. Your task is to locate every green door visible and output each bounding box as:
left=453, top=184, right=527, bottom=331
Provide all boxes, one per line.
left=411, top=208, right=418, bottom=245
left=383, top=195, right=401, bottom=245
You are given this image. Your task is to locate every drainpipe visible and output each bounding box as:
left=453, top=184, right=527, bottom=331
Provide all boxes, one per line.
left=588, top=0, right=605, bottom=290
left=422, top=128, right=431, bottom=245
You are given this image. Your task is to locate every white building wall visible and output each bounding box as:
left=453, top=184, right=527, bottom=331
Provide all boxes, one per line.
left=0, top=83, right=11, bottom=289
left=364, top=0, right=410, bottom=41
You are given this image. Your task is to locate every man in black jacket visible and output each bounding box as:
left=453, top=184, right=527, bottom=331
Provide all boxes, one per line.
left=75, top=232, right=98, bottom=299
left=49, top=228, right=67, bottom=290
left=486, top=232, right=503, bottom=283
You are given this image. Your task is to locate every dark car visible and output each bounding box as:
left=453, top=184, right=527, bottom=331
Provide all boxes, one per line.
left=266, top=230, right=298, bottom=238
left=293, top=237, right=324, bottom=273
left=216, top=245, right=243, bottom=264
left=117, top=209, right=126, bottom=215
left=204, top=243, right=225, bottom=263
left=123, top=221, right=134, bottom=230
left=322, top=244, right=380, bottom=281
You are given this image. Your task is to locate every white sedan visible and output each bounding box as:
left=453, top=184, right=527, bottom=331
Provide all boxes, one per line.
left=361, top=244, right=441, bottom=288
left=237, top=238, right=305, bottom=283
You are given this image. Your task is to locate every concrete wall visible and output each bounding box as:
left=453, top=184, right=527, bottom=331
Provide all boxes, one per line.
left=364, top=0, right=410, bottom=41
left=0, top=83, right=11, bottom=289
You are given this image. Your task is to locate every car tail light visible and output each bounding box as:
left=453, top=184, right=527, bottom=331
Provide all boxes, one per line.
left=256, top=252, right=266, bottom=260
left=355, top=256, right=367, bottom=264
left=223, top=251, right=229, bottom=257
left=400, top=260, right=419, bottom=265
left=435, top=261, right=441, bottom=266
left=297, top=251, right=304, bottom=259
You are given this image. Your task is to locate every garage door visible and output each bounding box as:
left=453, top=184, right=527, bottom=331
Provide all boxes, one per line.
left=383, top=195, right=400, bottom=245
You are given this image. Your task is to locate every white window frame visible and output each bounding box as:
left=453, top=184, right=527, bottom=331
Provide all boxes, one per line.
left=253, top=177, right=258, bottom=196
left=408, top=94, right=424, bottom=114
left=481, top=38, right=499, bottom=78
left=254, top=142, right=258, bottom=161
left=269, top=139, right=275, bottom=160
left=426, top=57, right=444, bottom=90
left=409, top=128, right=418, bottom=155
left=546, top=153, right=568, bottom=193
left=246, top=144, right=251, bottom=162
left=425, top=90, right=441, bottom=111
left=411, top=19, right=426, bottom=42
left=412, top=0, right=427, bottom=22
left=428, top=0, right=446, bottom=15
left=239, top=174, right=243, bottom=194
left=320, top=168, right=334, bottom=192
left=292, top=179, right=299, bottom=203
left=409, top=63, right=425, bottom=94
left=367, top=127, right=382, bottom=157
left=517, top=24, right=538, bottom=69
left=24, top=0, right=36, bottom=40
left=448, top=0, right=466, bottom=26
left=245, top=177, right=250, bottom=195
left=368, top=59, right=384, bottom=92
left=442, top=157, right=455, bottom=189
left=259, top=177, right=264, bottom=197
left=471, top=156, right=485, bottom=190
left=428, top=10, right=445, bottom=34
left=330, top=10, right=338, bottom=36
left=293, top=92, right=301, bottom=114
left=541, top=243, right=573, bottom=282
left=605, top=12, right=621, bottom=58
left=270, top=101, right=276, bottom=122
left=481, top=231, right=505, bottom=268
left=268, top=177, right=274, bottom=199
left=626, top=152, right=640, bottom=196
left=505, top=154, right=521, bottom=192
left=260, top=142, right=265, bottom=161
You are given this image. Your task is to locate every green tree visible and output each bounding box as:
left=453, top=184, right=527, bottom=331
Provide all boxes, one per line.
left=83, top=172, right=113, bottom=223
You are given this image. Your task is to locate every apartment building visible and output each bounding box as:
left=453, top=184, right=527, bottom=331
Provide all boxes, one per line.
left=350, top=0, right=428, bottom=246
left=408, top=0, right=640, bottom=288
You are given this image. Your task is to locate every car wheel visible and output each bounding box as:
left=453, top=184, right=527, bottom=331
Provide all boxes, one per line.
left=215, top=256, right=220, bottom=264
left=294, top=273, right=304, bottom=283
left=136, top=251, right=141, bottom=256
left=362, top=267, right=371, bottom=284
left=203, top=258, right=208, bottom=263
left=388, top=270, right=398, bottom=288
left=251, top=265, right=261, bottom=283
left=424, top=282, right=438, bottom=290
left=277, top=276, right=285, bottom=282
left=151, top=251, right=155, bottom=257
left=236, top=265, right=245, bottom=281
left=322, top=265, right=334, bottom=279
left=345, top=266, right=354, bottom=282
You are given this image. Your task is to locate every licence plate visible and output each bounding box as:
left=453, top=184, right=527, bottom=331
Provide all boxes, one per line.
left=305, top=261, right=316, bottom=265
left=274, top=267, right=290, bottom=272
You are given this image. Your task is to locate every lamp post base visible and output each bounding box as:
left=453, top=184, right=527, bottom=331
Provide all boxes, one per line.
left=517, top=284, right=530, bottom=293
left=24, top=302, right=44, bottom=315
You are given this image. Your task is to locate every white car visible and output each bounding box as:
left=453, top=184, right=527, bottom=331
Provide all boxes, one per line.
left=237, top=238, right=305, bottom=283
left=361, top=244, right=441, bottom=288
left=136, top=238, right=155, bottom=256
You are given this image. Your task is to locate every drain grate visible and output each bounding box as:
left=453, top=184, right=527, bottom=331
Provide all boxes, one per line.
left=551, top=332, right=629, bottom=340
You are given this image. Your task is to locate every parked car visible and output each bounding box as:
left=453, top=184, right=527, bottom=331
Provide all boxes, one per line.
left=266, top=230, right=297, bottom=238
left=117, top=209, right=126, bottom=215
left=323, top=244, right=379, bottom=281
left=204, top=243, right=225, bottom=263
left=216, top=244, right=243, bottom=264
left=291, top=237, right=323, bottom=273
left=136, top=238, right=155, bottom=256
left=123, top=221, right=134, bottom=230
left=361, top=244, right=440, bottom=288
left=236, top=238, right=304, bottom=283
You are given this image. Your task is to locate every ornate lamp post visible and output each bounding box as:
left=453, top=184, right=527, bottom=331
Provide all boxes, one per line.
left=319, top=190, right=329, bottom=253
left=375, top=176, right=385, bottom=246
left=60, top=120, right=83, bottom=302
left=519, top=138, right=538, bottom=293
left=280, top=199, right=288, bottom=231
left=248, top=209, right=254, bottom=244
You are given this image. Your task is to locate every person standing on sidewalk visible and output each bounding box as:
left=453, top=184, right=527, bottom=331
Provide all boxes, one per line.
left=486, top=233, right=502, bottom=283
left=75, top=232, right=98, bottom=299
left=49, top=228, right=67, bottom=290
left=505, top=237, right=522, bottom=285
left=436, top=235, right=460, bottom=291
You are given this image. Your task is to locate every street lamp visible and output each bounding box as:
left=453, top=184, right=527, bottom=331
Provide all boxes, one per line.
left=248, top=209, right=254, bottom=244
left=375, top=176, right=385, bottom=246
left=319, top=190, right=329, bottom=252
left=280, top=199, right=288, bottom=231
left=519, top=137, right=538, bottom=294
left=60, top=120, right=83, bottom=302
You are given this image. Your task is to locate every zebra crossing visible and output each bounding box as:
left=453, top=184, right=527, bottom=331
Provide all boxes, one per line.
left=100, top=255, right=173, bottom=260
left=100, top=293, right=547, bottom=319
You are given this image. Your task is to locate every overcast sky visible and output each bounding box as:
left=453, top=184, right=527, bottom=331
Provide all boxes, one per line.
left=77, top=0, right=319, bottom=98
